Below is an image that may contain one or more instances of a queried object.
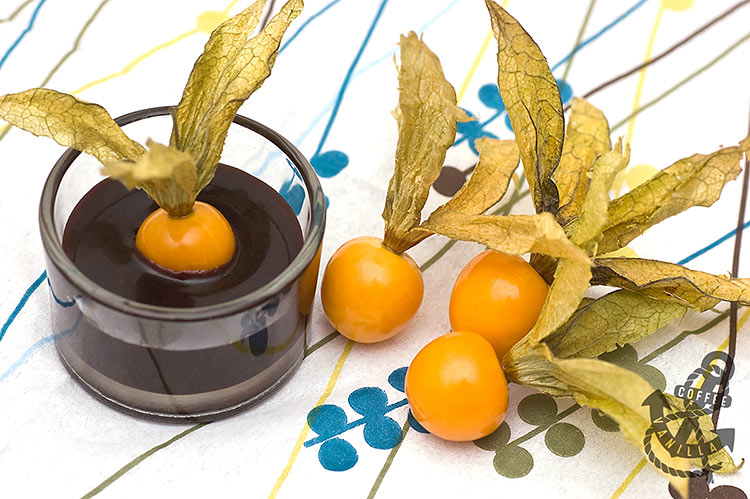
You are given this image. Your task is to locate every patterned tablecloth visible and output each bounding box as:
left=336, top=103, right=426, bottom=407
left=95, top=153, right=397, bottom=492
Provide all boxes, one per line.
left=1, top=0, right=749, bottom=497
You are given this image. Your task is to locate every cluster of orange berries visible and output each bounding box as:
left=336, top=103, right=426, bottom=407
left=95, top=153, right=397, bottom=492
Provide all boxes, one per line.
left=320, top=236, right=549, bottom=442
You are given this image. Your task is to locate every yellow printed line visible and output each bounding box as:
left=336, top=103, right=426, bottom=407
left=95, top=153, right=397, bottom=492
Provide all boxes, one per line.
left=456, top=30, right=493, bottom=104
left=71, top=29, right=199, bottom=95
left=610, top=458, right=647, bottom=499
left=624, top=4, right=665, bottom=146
left=268, top=339, right=354, bottom=499
left=70, top=0, right=240, bottom=96
left=609, top=306, right=749, bottom=497
left=455, top=0, right=508, bottom=104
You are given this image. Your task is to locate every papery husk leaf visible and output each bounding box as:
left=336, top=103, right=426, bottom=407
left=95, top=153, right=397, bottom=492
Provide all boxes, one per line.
left=397, top=137, right=520, bottom=250
left=485, top=0, right=564, bottom=214
left=0, top=88, right=145, bottom=162
left=543, top=289, right=687, bottom=359
left=171, top=0, right=302, bottom=192
left=421, top=210, right=590, bottom=263
left=102, top=139, right=197, bottom=216
left=507, top=257, right=592, bottom=362
left=592, top=257, right=750, bottom=311
left=568, top=138, right=630, bottom=248
left=598, top=136, right=750, bottom=254
left=505, top=344, right=740, bottom=498
left=436, top=137, right=519, bottom=215
left=382, top=32, right=469, bottom=254
left=555, top=97, right=612, bottom=225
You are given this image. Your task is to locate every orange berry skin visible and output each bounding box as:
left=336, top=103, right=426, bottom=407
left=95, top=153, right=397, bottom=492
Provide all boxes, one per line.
left=405, top=331, right=508, bottom=442
left=135, top=201, right=236, bottom=272
left=321, top=236, right=423, bottom=343
left=449, top=250, right=548, bottom=359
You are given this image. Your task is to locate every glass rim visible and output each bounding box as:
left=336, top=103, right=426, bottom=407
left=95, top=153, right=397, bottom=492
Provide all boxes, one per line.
left=39, top=106, right=326, bottom=321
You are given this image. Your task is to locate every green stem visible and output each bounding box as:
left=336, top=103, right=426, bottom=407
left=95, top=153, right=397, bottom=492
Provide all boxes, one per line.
left=367, top=420, right=411, bottom=499
left=81, top=423, right=207, bottom=498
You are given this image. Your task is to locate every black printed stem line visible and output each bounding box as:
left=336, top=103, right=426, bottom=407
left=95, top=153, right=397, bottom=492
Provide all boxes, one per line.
left=570, top=0, right=750, bottom=109
left=367, top=419, right=411, bottom=499
left=610, top=33, right=750, bottom=131
left=711, top=104, right=750, bottom=428
left=561, top=0, right=597, bottom=82
left=0, top=0, right=34, bottom=24
left=0, top=0, right=112, bottom=143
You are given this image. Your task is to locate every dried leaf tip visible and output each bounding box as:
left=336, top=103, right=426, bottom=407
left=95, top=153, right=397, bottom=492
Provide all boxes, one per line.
left=170, top=0, right=303, bottom=194
left=381, top=32, right=468, bottom=254
left=102, top=139, right=197, bottom=217
left=486, top=0, right=564, bottom=215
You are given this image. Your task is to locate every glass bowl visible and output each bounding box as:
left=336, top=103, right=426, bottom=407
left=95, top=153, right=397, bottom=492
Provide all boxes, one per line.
left=39, top=106, right=325, bottom=422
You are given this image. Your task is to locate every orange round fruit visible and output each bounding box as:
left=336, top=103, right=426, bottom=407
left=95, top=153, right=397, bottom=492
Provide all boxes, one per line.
left=136, top=201, right=236, bottom=273
left=321, top=236, right=424, bottom=343
left=405, top=331, right=508, bottom=441
left=449, top=250, right=548, bottom=359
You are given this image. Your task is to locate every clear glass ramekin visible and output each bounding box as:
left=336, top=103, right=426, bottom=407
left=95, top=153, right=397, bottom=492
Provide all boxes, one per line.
left=39, top=106, right=325, bottom=422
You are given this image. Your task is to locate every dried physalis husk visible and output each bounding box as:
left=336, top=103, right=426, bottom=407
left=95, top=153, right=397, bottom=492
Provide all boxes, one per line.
left=542, top=289, right=687, bottom=359
left=0, top=89, right=145, bottom=162
left=422, top=211, right=588, bottom=263
left=0, top=0, right=303, bottom=217
left=171, top=0, right=303, bottom=193
left=592, top=257, right=750, bottom=311
left=598, top=136, right=750, bottom=255
left=555, top=97, right=611, bottom=226
left=102, top=139, right=197, bottom=216
left=567, top=138, right=630, bottom=250
left=486, top=0, right=564, bottom=214
left=381, top=32, right=470, bottom=254
left=397, top=137, right=520, bottom=251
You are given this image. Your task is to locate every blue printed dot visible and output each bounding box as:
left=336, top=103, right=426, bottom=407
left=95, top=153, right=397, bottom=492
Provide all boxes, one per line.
left=478, top=83, right=505, bottom=111
left=364, top=416, right=403, bottom=450
left=504, top=113, right=513, bottom=132
left=307, top=405, right=348, bottom=438
left=349, top=387, right=388, bottom=416
left=388, top=367, right=408, bottom=392
left=261, top=297, right=280, bottom=316
left=408, top=410, right=429, bottom=434
left=280, top=182, right=305, bottom=215
left=318, top=438, right=358, bottom=471
left=311, top=150, right=349, bottom=178
left=556, top=79, right=573, bottom=104
left=247, top=328, right=268, bottom=356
